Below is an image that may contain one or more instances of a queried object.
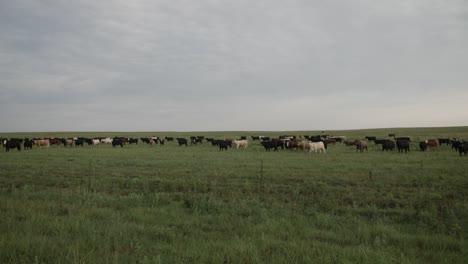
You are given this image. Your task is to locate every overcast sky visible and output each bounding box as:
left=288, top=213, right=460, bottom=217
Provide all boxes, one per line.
left=1, top=0, right=467, bottom=132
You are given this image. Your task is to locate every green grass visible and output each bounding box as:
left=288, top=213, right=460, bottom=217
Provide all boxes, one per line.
left=1, top=127, right=467, bottom=263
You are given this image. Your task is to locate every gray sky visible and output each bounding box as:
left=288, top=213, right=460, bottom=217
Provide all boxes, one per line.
left=1, top=0, right=467, bottom=132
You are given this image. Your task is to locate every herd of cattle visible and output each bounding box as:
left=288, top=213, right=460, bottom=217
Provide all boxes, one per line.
left=1, top=134, right=468, bottom=156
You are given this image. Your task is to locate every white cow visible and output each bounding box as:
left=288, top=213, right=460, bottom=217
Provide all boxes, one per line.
left=101, top=138, right=113, bottom=144
left=92, top=139, right=100, bottom=146
left=308, top=142, right=326, bottom=153
left=233, top=139, right=248, bottom=149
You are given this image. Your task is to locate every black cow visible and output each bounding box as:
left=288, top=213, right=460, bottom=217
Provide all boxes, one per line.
left=239, top=136, right=247, bottom=140
left=128, top=138, right=138, bottom=144
left=419, top=142, right=428, bottom=152
left=85, top=138, right=94, bottom=145
left=382, top=140, right=395, bottom=151
left=437, top=138, right=450, bottom=145
left=219, top=141, right=229, bottom=151
left=112, top=138, right=124, bottom=147
left=365, top=136, right=377, bottom=142
left=4, top=139, right=21, bottom=152
left=177, top=138, right=188, bottom=146
left=458, top=142, right=468, bottom=156
left=251, top=136, right=260, bottom=141
left=396, top=139, right=410, bottom=153
left=164, top=137, right=174, bottom=142
left=24, top=139, right=33, bottom=150
left=191, top=138, right=202, bottom=145
left=388, top=133, right=395, bottom=137
left=74, top=139, right=84, bottom=147
left=261, top=141, right=279, bottom=152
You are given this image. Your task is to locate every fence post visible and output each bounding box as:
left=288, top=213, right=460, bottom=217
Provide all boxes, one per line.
left=260, top=160, right=264, bottom=201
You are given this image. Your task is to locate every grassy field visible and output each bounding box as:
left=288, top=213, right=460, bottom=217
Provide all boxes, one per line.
left=1, top=127, right=467, bottom=263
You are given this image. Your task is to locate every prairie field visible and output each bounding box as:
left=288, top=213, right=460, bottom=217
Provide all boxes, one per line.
left=1, top=127, right=467, bottom=263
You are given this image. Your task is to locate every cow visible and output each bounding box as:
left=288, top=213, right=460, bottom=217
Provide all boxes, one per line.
left=396, top=139, right=410, bottom=153
left=239, top=136, right=247, bottom=140
left=4, top=139, right=21, bottom=151
left=112, top=138, right=125, bottom=147
left=426, top=139, right=438, bottom=148
left=49, top=138, right=62, bottom=146
left=164, top=136, right=174, bottom=142
left=388, top=133, right=395, bottom=137
left=74, top=138, right=84, bottom=147
left=344, top=140, right=356, bottom=146
left=365, top=136, right=377, bottom=142
left=23, top=138, right=33, bottom=150
left=128, top=138, right=138, bottom=144
left=177, top=138, right=188, bottom=147
left=191, top=138, right=202, bottom=145
left=33, top=139, right=50, bottom=148
left=60, top=138, right=73, bottom=147
left=419, top=142, right=428, bottom=152
left=92, top=139, right=101, bottom=146
left=101, top=138, right=113, bottom=144
left=458, top=142, right=468, bottom=156
left=233, top=139, right=248, bottom=149
left=382, top=140, right=395, bottom=151
left=437, top=138, right=450, bottom=146
left=286, top=140, right=300, bottom=150
left=219, top=141, right=229, bottom=151
left=261, top=141, right=278, bottom=152
left=355, top=141, right=368, bottom=152
left=308, top=142, right=326, bottom=153
left=251, top=136, right=260, bottom=141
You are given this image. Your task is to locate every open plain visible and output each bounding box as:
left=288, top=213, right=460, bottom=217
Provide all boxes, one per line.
left=1, top=127, right=467, bottom=263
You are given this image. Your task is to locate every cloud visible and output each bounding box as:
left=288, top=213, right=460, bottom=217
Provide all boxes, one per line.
left=1, top=0, right=467, bottom=132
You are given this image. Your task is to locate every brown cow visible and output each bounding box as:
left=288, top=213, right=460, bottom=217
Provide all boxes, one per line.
left=426, top=139, right=438, bottom=148
left=33, top=139, right=50, bottom=148
left=355, top=141, right=368, bottom=152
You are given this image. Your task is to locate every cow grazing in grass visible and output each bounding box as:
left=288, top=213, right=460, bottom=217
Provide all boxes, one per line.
left=419, top=142, right=428, bottom=152
left=437, top=138, right=450, bottom=146
left=426, top=139, right=438, bottom=148
left=261, top=141, right=279, bottom=152
left=128, top=138, right=138, bottom=144
left=233, top=140, right=248, bottom=149
left=60, top=138, right=73, bottom=147
left=49, top=138, right=62, bottom=146
left=33, top=139, right=50, bottom=148
left=4, top=139, right=21, bottom=152
left=396, top=139, right=410, bottom=153
left=101, top=138, right=113, bottom=144
left=218, top=141, right=229, bottom=151
left=458, top=142, right=468, bottom=156
left=382, top=140, right=395, bottom=151
left=74, top=138, right=84, bottom=147
left=365, top=136, right=376, bottom=142
left=23, top=139, right=33, bottom=150
left=355, top=141, right=368, bottom=152
left=177, top=138, right=188, bottom=146
left=344, top=140, right=356, bottom=146
left=251, top=136, right=260, bottom=141
left=308, top=142, right=326, bottom=153
left=112, top=138, right=124, bottom=147
left=164, top=136, right=174, bottom=142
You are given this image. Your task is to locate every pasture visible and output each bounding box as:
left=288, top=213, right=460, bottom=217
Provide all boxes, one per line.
left=1, top=127, right=467, bottom=263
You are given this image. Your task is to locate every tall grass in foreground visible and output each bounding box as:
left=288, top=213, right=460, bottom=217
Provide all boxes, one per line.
left=1, top=127, right=467, bottom=263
